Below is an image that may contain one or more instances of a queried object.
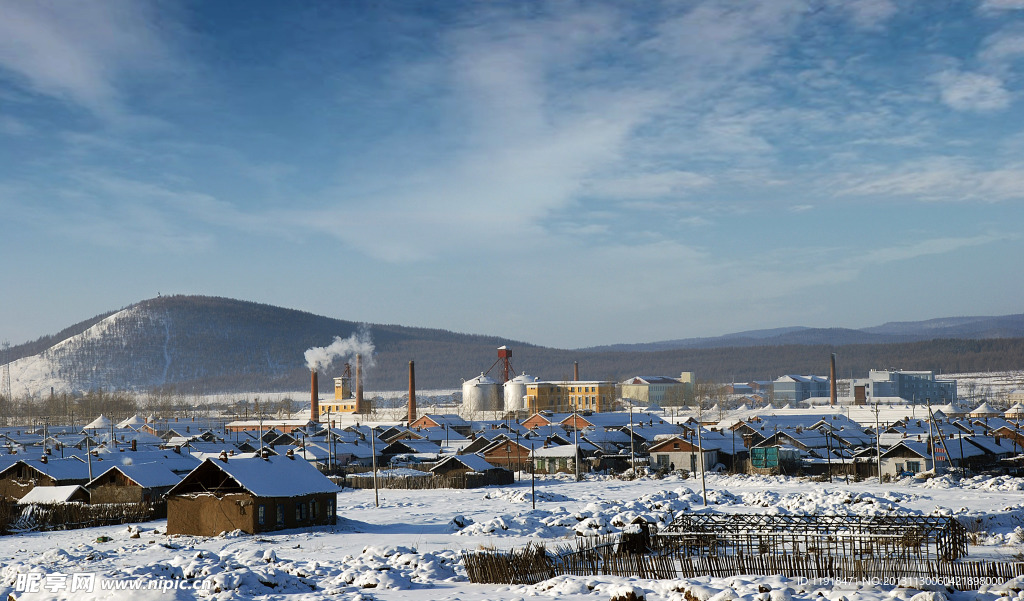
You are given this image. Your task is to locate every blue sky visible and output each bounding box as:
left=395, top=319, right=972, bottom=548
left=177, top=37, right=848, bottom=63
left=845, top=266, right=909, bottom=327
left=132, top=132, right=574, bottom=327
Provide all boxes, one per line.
left=2, top=0, right=1024, bottom=350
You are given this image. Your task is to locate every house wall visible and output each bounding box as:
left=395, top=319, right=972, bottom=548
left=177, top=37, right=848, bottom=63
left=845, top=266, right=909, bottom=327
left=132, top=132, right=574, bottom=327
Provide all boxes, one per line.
left=0, top=468, right=57, bottom=501
left=482, top=443, right=530, bottom=470
left=167, top=492, right=336, bottom=536
left=90, top=484, right=145, bottom=504
left=651, top=450, right=717, bottom=472
left=879, top=453, right=932, bottom=479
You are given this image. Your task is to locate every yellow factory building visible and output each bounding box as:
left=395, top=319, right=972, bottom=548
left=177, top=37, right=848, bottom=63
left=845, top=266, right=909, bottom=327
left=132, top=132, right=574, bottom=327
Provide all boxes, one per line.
left=525, top=381, right=616, bottom=414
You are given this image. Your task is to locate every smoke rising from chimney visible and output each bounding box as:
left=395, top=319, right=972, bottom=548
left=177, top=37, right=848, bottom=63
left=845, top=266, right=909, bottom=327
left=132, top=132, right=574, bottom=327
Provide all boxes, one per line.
left=304, top=326, right=375, bottom=372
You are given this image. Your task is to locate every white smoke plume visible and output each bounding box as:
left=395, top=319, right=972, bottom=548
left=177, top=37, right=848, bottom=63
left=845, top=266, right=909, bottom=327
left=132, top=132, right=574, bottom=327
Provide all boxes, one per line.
left=304, top=327, right=375, bottom=372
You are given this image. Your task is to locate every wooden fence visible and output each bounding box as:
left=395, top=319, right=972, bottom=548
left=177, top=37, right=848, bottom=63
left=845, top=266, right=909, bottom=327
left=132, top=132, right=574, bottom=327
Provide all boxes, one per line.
left=463, top=536, right=1024, bottom=590
left=346, top=471, right=513, bottom=490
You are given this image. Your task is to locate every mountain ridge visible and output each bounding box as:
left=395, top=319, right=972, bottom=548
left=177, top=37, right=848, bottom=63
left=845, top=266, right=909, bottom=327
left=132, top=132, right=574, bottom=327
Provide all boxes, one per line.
left=4, top=296, right=1024, bottom=395
left=582, top=315, right=1024, bottom=352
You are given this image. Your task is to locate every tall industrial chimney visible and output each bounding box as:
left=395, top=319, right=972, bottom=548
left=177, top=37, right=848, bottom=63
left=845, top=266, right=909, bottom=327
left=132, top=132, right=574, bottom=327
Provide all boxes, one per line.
left=310, top=370, right=320, bottom=422
left=356, top=353, right=364, bottom=414
left=573, top=361, right=579, bottom=381
left=408, top=361, right=417, bottom=425
left=829, top=353, right=837, bottom=406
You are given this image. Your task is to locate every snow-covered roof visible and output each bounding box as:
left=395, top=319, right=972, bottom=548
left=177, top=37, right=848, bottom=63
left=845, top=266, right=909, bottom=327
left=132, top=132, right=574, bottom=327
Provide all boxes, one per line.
left=1, top=458, right=91, bottom=481
left=970, top=402, right=1000, bottom=416
left=170, top=455, right=339, bottom=498
left=531, top=443, right=598, bottom=457
left=102, top=449, right=202, bottom=473
left=89, top=462, right=181, bottom=489
left=83, top=414, right=113, bottom=430
left=116, top=415, right=147, bottom=429
left=431, top=453, right=499, bottom=473
left=19, top=485, right=88, bottom=504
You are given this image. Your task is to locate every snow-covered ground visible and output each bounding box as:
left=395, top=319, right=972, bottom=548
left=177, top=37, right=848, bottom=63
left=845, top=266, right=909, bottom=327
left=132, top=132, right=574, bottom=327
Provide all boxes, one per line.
left=4, top=472, right=1024, bottom=601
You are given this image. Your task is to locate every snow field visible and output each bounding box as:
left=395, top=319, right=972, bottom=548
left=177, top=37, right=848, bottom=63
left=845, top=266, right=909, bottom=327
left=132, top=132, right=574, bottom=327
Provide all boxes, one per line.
left=3, top=472, right=1024, bottom=600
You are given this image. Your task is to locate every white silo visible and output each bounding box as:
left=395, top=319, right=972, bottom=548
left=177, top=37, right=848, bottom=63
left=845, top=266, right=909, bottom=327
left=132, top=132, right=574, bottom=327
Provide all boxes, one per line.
left=463, top=373, right=501, bottom=413
left=504, top=373, right=538, bottom=412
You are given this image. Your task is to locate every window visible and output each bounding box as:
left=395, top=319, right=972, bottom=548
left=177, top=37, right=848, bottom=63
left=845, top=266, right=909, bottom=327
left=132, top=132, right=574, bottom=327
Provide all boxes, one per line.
left=277, top=505, right=284, bottom=526
left=311, top=499, right=317, bottom=519
left=258, top=505, right=266, bottom=525
left=906, top=461, right=921, bottom=473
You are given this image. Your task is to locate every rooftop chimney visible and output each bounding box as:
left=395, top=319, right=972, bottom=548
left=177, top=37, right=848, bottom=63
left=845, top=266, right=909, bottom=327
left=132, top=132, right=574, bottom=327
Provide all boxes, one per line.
left=310, top=370, right=320, bottom=423
left=408, top=360, right=417, bottom=425
left=286, top=448, right=295, bottom=460
left=218, top=450, right=228, bottom=463
left=40, top=454, right=48, bottom=464
left=356, top=353, right=364, bottom=414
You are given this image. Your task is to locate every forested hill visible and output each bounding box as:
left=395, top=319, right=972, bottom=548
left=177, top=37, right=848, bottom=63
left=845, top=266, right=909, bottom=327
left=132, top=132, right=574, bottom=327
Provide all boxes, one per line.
left=5, top=295, right=1024, bottom=396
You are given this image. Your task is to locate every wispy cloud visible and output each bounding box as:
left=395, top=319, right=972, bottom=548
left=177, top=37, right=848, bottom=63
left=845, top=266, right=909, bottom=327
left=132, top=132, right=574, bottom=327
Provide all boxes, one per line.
left=932, top=70, right=1011, bottom=112
left=850, top=233, right=1018, bottom=266
left=980, top=0, right=1024, bottom=11
left=835, top=157, right=1024, bottom=202
left=842, top=0, right=899, bottom=31
left=0, top=1, right=183, bottom=117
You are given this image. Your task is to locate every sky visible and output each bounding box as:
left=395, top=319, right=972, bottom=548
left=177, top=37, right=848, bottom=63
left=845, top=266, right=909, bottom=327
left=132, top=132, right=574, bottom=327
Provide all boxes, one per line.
left=1, top=0, right=1024, bottom=350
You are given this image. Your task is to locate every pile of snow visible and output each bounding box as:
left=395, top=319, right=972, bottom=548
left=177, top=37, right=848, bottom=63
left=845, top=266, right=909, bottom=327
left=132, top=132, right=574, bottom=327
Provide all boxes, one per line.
left=483, top=488, right=573, bottom=503
left=457, top=488, right=700, bottom=537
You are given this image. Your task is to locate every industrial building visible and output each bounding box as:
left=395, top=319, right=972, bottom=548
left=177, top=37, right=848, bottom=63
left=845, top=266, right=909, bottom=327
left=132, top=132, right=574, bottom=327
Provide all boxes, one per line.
left=620, top=372, right=695, bottom=406
left=524, top=381, right=616, bottom=414
left=772, top=375, right=830, bottom=404
left=851, top=370, right=957, bottom=404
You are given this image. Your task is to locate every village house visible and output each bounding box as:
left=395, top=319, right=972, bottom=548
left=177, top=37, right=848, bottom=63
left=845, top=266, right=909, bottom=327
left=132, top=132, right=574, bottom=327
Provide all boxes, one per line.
left=408, top=414, right=472, bottom=436
left=165, top=450, right=339, bottom=536
left=428, top=453, right=510, bottom=483
left=879, top=441, right=933, bottom=478
left=86, top=462, right=181, bottom=505
left=476, top=436, right=531, bottom=472
left=648, top=436, right=718, bottom=472
left=0, top=457, right=92, bottom=501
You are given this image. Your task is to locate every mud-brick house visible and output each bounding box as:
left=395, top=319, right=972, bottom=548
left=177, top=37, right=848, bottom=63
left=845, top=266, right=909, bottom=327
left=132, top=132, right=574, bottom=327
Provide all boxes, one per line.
left=165, top=450, right=339, bottom=536
left=0, top=458, right=91, bottom=501
left=86, top=462, right=181, bottom=505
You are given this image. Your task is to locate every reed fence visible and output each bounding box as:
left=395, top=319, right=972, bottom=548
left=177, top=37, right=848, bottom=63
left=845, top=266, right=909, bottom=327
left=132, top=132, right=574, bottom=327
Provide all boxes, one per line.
left=463, top=534, right=1024, bottom=590
left=1, top=501, right=155, bottom=534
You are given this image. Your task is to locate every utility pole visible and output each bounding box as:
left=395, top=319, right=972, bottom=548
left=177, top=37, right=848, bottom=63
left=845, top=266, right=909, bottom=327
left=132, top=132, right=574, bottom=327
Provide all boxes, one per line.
left=531, top=442, right=536, bottom=510
left=875, top=402, right=882, bottom=484
left=696, top=415, right=707, bottom=506
left=628, top=400, right=636, bottom=473
left=825, top=428, right=833, bottom=483
left=370, top=426, right=379, bottom=507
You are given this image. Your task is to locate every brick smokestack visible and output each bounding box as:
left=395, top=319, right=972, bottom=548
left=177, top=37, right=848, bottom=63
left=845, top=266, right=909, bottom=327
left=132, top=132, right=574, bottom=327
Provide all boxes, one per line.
left=408, top=360, right=416, bottom=425
left=310, top=370, right=320, bottom=422
left=573, top=361, right=579, bottom=381
left=830, top=353, right=837, bottom=406
left=356, top=353, right=364, bottom=414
